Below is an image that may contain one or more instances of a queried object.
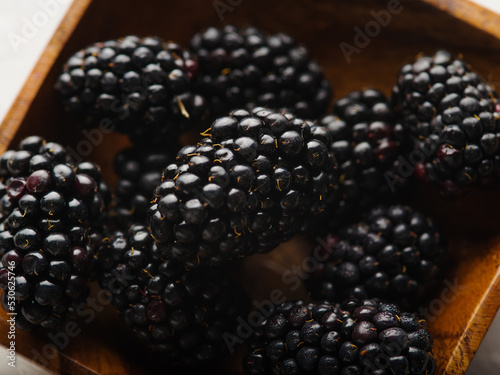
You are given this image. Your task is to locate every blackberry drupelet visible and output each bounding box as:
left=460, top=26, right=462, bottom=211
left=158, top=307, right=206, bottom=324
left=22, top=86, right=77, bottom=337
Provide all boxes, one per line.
left=56, top=35, right=208, bottom=145
left=307, top=205, right=446, bottom=309
left=244, top=298, right=436, bottom=375
left=190, top=25, right=332, bottom=119
left=322, top=89, right=407, bottom=230
left=97, top=224, right=248, bottom=366
left=113, top=146, right=176, bottom=226
left=147, top=108, right=337, bottom=268
left=392, top=50, right=500, bottom=198
left=0, top=136, right=109, bottom=329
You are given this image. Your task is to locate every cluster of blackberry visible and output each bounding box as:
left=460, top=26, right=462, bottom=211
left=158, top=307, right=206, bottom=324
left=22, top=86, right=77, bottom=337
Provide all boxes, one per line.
left=4, top=24, right=492, bottom=374
left=148, top=107, right=337, bottom=268
left=245, top=299, right=435, bottom=375
left=51, top=26, right=337, bottom=368
left=0, top=136, right=109, bottom=329
left=56, top=27, right=332, bottom=144
left=190, top=25, right=332, bottom=119
left=392, top=50, right=500, bottom=198
left=97, top=224, right=248, bottom=366
left=306, top=205, right=447, bottom=309
left=56, top=35, right=208, bottom=146
left=321, top=89, right=407, bottom=230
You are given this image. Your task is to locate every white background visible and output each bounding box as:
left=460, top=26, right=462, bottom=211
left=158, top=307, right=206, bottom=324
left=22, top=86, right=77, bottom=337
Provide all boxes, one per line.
left=0, top=0, right=500, bottom=374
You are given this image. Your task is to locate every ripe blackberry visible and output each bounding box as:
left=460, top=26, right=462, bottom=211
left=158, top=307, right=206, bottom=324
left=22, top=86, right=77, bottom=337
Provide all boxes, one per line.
left=307, top=205, right=446, bottom=309
left=56, top=35, right=208, bottom=145
left=244, top=298, right=436, bottom=375
left=97, top=224, right=248, bottom=366
left=0, top=136, right=109, bottom=329
left=392, top=50, right=500, bottom=198
left=147, top=108, right=337, bottom=268
left=322, top=89, right=407, bottom=230
left=190, top=25, right=332, bottom=119
left=113, top=146, right=176, bottom=226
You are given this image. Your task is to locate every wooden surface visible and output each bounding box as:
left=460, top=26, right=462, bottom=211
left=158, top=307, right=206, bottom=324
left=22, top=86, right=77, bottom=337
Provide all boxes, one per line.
left=422, top=0, right=500, bottom=41
left=0, top=0, right=92, bottom=153
left=1, top=0, right=500, bottom=374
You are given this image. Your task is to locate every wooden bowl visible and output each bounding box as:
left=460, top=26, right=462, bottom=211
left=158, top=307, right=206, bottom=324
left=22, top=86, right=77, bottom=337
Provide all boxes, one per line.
left=1, top=0, right=500, bottom=374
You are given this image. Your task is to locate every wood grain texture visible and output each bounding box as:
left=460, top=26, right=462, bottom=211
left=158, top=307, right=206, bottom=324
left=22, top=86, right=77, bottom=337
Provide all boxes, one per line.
left=410, top=186, right=500, bottom=375
left=1, top=0, right=500, bottom=374
left=422, top=0, right=500, bottom=41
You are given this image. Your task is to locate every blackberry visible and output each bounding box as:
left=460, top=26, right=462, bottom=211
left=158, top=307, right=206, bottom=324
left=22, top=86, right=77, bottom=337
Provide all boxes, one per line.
left=147, top=108, right=337, bottom=268
left=244, top=298, right=436, bottom=375
left=307, top=205, right=446, bottom=309
left=392, top=50, right=500, bottom=198
left=322, top=89, right=407, bottom=230
left=97, top=224, right=248, bottom=366
left=190, top=25, right=332, bottom=119
left=0, top=136, right=109, bottom=329
left=56, top=35, right=208, bottom=145
left=113, top=146, right=176, bottom=226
